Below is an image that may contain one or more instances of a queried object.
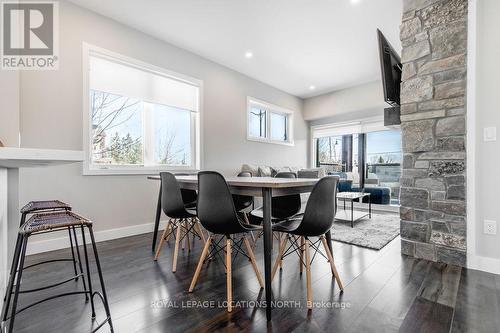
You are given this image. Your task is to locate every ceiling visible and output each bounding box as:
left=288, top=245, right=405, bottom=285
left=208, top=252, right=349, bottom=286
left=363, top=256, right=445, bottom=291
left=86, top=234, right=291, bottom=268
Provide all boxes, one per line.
left=68, top=0, right=402, bottom=98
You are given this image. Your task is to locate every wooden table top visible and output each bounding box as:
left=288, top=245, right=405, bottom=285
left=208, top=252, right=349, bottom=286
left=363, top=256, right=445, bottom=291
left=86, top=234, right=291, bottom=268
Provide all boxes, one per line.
left=147, top=175, right=319, bottom=188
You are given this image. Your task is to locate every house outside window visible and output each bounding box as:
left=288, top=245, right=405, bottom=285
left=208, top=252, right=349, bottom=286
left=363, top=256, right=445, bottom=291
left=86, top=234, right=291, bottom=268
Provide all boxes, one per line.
left=83, top=44, right=202, bottom=175
left=247, top=97, right=293, bottom=145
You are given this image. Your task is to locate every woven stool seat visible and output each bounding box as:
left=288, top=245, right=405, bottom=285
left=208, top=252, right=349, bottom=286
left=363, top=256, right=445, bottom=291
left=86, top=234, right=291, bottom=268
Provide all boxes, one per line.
left=20, top=200, right=71, bottom=214
left=21, top=211, right=92, bottom=234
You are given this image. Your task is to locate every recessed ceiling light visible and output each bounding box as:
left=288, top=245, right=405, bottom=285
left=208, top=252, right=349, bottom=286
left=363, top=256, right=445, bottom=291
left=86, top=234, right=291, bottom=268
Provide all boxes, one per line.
left=351, top=0, right=361, bottom=4
left=245, top=51, right=253, bottom=59
left=309, top=85, right=316, bottom=91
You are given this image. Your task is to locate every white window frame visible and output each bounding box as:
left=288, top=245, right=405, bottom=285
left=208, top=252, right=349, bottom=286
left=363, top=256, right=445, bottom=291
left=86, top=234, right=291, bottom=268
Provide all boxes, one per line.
left=82, top=43, right=203, bottom=175
left=310, top=116, right=385, bottom=168
left=246, top=97, right=294, bottom=146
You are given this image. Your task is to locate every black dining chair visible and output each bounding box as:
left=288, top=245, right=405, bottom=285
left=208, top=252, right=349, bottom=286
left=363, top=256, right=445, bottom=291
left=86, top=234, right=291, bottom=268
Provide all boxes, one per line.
left=250, top=171, right=302, bottom=248
left=250, top=171, right=301, bottom=221
left=188, top=171, right=264, bottom=312
left=232, top=171, right=254, bottom=222
left=271, top=176, right=343, bottom=309
left=154, top=172, right=205, bottom=272
left=177, top=173, right=198, bottom=209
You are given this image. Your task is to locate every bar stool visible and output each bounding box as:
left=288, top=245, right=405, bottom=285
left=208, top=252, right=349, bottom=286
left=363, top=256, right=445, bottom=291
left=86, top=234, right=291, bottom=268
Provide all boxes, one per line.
left=19, top=201, right=81, bottom=280
left=0, top=211, right=114, bottom=333
left=2, top=200, right=85, bottom=320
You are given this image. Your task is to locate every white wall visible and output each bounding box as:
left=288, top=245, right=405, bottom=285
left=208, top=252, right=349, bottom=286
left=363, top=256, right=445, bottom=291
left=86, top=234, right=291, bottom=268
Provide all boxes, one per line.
left=18, top=0, right=308, bottom=250
left=303, top=80, right=387, bottom=121
left=0, top=71, right=20, bottom=147
left=474, top=0, right=500, bottom=260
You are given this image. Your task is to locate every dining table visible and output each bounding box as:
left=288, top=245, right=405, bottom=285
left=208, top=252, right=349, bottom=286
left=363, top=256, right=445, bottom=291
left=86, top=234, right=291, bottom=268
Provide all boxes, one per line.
left=147, top=174, right=334, bottom=321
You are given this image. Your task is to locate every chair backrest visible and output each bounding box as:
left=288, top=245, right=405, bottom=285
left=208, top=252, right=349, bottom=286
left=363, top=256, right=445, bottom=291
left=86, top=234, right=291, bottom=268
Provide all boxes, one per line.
left=160, top=172, right=191, bottom=218
left=237, top=171, right=252, bottom=178
left=175, top=173, right=198, bottom=206
left=197, top=171, right=246, bottom=235
left=294, top=176, right=339, bottom=237
left=233, top=171, right=254, bottom=211
left=272, top=172, right=301, bottom=219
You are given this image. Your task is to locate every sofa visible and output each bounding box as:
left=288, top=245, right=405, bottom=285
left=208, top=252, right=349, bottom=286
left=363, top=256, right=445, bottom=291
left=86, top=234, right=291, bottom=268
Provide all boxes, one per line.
left=330, top=171, right=392, bottom=205
left=240, top=164, right=392, bottom=205
left=240, top=164, right=326, bottom=178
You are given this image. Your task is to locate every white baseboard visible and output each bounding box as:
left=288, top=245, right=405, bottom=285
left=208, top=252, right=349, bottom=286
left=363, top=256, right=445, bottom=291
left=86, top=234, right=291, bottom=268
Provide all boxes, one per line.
left=467, top=254, right=500, bottom=275
left=25, top=219, right=169, bottom=255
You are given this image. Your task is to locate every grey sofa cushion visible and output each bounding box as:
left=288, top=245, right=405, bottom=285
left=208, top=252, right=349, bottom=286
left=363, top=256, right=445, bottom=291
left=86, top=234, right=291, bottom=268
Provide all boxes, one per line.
left=258, top=166, right=273, bottom=177
left=297, top=168, right=326, bottom=179
left=241, top=164, right=301, bottom=177
left=241, top=164, right=259, bottom=176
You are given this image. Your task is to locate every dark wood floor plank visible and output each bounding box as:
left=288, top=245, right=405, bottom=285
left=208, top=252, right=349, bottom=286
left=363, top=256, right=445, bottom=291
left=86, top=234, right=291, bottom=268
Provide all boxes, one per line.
left=398, top=296, right=454, bottom=333
left=349, top=258, right=432, bottom=332
left=4, top=230, right=500, bottom=333
left=450, top=268, right=500, bottom=332
left=417, top=261, right=461, bottom=308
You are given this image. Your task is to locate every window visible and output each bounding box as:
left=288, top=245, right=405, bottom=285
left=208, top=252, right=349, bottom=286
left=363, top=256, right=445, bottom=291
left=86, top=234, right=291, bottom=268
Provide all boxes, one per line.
left=311, top=118, right=402, bottom=205
left=247, top=98, right=293, bottom=145
left=83, top=44, right=202, bottom=175
left=317, top=136, right=343, bottom=171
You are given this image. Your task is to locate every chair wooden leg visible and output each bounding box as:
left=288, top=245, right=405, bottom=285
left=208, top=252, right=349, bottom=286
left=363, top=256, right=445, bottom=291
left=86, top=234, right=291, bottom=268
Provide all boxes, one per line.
left=165, top=219, right=174, bottom=242
left=189, top=235, right=212, bottom=292
left=172, top=222, right=182, bottom=272
left=304, top=238, right=312, bottom=309
left=299, top=236, right=305, bottom=274
left=321, top=236, right=344, bottom=290
left=271, top=235, right=288, bottom=280
left=242, top=212, right=251, bottom=225
left=249, top=231, right=256, bottom=245
left=226, top=237, right=232, bottom=312
left=243, top=236, right=264, bottom=288
left=154, top=219, right=171, bottom=261
left=252, top=231, right=262, bottom=249
left=195, top=222, right=206, bottom=244
left=186, top=220, right=191, bottom=252
left=278, top=233, right=284, bottom=269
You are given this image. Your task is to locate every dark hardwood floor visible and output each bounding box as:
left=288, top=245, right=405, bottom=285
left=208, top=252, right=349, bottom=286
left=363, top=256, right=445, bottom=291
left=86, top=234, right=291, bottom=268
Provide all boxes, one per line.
left=6, top=228, right=500, bottom=333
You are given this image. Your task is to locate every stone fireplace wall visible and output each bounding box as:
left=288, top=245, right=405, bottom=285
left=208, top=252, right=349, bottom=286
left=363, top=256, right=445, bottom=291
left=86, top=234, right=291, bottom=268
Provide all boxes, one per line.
left=399, top=0, right=468, bottom=266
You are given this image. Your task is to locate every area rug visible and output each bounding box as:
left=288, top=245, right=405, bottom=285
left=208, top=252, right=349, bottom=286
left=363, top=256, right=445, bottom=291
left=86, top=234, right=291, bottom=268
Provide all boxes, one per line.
left=330, top=213, right=400, bottom=250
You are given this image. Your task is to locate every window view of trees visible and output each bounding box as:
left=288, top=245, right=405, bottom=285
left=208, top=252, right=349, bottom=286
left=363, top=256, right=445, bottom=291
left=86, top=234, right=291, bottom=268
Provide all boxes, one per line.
left=317, top=136, right=342, bottom=166
left=247, top=101, right=292, bottom=144
left=366, top=130, right=402, bottom=164
left=91, top=90, right=192, bottom=166
left=248, top=107, right=266, bottom=138
left=91, top=90, right=143, bottom=165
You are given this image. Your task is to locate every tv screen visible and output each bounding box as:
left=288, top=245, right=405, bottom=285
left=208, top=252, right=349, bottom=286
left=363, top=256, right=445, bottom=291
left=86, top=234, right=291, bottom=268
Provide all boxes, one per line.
left=377, top=29, right=402, bottom=106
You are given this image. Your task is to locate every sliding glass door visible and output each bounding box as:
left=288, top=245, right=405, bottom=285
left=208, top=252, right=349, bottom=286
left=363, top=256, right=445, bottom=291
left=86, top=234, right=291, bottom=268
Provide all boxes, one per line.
left=312, top=122, right=402, bottom=205
left=365, top=130, right=402, bottom=203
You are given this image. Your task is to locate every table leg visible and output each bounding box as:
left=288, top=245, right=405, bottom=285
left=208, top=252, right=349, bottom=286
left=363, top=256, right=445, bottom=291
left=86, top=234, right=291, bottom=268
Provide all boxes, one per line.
left=152, top=184, right=162, bottom=252
left=369, top=195, right=372, bottom=218
left=351, top=200, right=354, bottom=228
left=262, top=187, right=273, bottom=321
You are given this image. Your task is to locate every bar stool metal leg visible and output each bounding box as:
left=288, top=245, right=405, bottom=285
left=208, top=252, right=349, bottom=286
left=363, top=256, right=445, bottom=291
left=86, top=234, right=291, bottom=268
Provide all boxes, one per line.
left=68, top=226, right=79, bottom=281
left=7, top=235, right=28, bottom=333
left=1, top=232, right=24, bottom=324
left=89, top=226, right=114, bottom=332
left=72, top=226, right=89, bottom=302
left=80, top=225, right=96, bottom=319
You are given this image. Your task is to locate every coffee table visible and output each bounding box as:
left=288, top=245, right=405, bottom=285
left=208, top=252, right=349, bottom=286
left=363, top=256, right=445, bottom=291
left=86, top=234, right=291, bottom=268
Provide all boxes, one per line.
left=336, top=192, right=372, bottom=227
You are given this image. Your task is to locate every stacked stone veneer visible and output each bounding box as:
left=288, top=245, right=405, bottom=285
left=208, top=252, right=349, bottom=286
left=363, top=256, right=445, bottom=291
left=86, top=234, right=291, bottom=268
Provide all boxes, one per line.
left=399, top=0, right=467, bottom=266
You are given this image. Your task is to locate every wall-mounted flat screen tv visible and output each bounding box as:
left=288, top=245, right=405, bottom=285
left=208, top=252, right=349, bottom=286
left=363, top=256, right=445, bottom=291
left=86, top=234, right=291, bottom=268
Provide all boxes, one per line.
left=377, top=29, right=402, bottom=107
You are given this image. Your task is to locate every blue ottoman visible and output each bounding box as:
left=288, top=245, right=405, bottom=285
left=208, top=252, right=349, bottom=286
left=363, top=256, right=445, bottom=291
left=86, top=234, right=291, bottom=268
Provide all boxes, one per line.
left=362, top=187, right=391, bottom=205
